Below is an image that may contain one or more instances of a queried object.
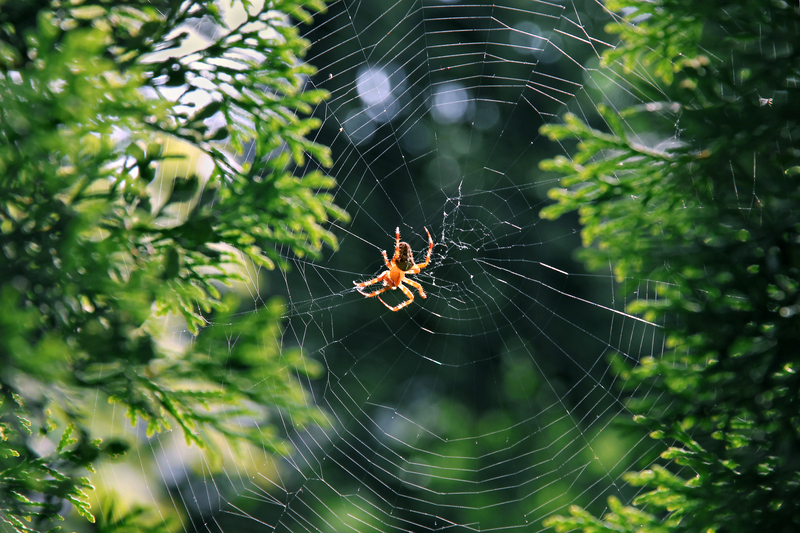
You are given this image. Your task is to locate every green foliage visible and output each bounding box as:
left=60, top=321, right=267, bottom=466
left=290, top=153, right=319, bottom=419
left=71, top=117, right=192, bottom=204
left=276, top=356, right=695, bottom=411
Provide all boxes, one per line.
left=545, top=494, right=676, bottom=533
left=0, top=0, right=345, bottom=530
left=602, top=0, right=705, bottom=86
left=0, top=403, right=101, bottom=531
left=90, top=494, right=178, bottom=533
left=541, top=0, right=800, bottom=531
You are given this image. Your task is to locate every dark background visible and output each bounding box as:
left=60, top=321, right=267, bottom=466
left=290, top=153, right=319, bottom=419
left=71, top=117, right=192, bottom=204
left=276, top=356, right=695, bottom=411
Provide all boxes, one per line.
left=183, top=1, right=665, bottom=531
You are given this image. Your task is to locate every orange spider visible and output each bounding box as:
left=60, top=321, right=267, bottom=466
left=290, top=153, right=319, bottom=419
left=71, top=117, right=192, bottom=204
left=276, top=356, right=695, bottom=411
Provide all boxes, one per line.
left=354, top=227, right=434, bottom=311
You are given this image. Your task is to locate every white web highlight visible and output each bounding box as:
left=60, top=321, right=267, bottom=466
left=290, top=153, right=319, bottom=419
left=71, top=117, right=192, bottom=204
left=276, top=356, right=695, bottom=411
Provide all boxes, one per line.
left=92, top=1, right=676, bottom=532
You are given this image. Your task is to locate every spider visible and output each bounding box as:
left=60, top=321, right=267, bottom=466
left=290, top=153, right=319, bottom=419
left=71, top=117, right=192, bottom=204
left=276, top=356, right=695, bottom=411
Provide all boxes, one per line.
left=354, top=227, right=434, bottom=312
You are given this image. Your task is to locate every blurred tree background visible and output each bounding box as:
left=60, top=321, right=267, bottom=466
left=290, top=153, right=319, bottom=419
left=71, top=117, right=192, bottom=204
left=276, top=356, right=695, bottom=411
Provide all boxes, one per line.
left=0, top=0, right=346, bottom=530
left=3, top=0, right=798, bottom=532
left=540, top=0, right=800, bottom=532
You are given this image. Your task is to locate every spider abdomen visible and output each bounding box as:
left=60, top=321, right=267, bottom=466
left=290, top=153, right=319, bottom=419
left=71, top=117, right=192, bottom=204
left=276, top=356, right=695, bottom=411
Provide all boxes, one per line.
left=396, top=242, right=413, bottom=271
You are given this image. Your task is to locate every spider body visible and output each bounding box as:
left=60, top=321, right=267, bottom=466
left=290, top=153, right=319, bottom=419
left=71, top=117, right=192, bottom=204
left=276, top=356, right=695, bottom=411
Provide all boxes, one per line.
left=354, top=227, right=433, bottom=312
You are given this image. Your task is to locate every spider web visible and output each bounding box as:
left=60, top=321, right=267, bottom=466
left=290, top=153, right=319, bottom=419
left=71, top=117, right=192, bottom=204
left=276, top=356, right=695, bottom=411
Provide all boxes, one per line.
left=91, top=1, right=674, bottom=532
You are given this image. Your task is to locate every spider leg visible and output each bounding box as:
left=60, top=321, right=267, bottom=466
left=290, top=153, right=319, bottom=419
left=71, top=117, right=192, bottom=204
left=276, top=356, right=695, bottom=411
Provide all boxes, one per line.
left=404, top=228, right=434, bottom=275
left=354, top=271, right=389, bottom=290
left=379, top=283, right=415, bottom=311
left=403, top=278, right=427, bottom=299
left=360, top=285, right=393, bottom=300
left=414, top=227, right=434, bottom=270
left=382, top=250, right=392, bottom=270
left=390, top=227, right=402, bottom=264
